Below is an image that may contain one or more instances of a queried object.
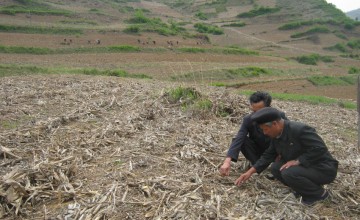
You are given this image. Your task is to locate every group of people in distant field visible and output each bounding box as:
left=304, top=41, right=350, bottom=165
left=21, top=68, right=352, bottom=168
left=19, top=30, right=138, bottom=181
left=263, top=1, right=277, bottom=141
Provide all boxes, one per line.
left=219, top=91, right=338, bottom=206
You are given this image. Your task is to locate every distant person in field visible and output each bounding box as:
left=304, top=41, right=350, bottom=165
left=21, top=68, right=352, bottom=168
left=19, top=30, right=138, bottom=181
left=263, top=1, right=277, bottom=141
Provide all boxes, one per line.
left=235, top=107, right=339, bottom=205
left=219, top=91, right=287, bottom=176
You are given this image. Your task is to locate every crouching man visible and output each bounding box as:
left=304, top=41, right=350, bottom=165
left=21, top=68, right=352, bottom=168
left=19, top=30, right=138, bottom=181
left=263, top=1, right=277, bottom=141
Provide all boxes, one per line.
left=235, top=107, right=338, bottom=205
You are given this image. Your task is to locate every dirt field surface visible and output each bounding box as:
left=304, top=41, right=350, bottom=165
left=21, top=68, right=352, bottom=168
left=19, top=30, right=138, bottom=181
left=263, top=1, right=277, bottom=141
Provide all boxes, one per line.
left=0, top=75, right=358, bottom=219
left=0, top=28, right=358, bottom=101
left=239, top=79, right=357, bottom=101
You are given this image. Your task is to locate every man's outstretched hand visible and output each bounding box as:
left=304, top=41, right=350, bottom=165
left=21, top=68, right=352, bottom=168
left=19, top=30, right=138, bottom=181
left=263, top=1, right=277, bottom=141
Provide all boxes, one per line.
left=219, top=158, right=232, bottom=176
left=234, top=167, right=257, bottom=186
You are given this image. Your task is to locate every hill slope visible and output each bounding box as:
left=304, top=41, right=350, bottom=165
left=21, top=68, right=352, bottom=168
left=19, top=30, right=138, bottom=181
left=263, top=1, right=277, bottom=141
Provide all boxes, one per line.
left=347, top=8, right=360, bottom=21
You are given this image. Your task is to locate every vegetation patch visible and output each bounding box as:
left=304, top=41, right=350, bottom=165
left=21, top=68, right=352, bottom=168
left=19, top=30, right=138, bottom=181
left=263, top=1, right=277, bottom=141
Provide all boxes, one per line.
left=278, top=19, right=359, bottom=31
left=291, top=26, right=330, bottom=38
left=339, top=75, right=357, bottom=85
left=237, top=6, right=280, bottom=18
left=194, top=98, right=213, bottom=112
left=240, top=90, right=356, bottom=109
left=195, top=12, right=209, bottom=20
left=1, top=119, right=20, bottom=129
left=348, top=67, right=360, bottom=75
left=222, top=22, right=246, bottom=27
left=0, top=64, right=50, bottom=77
left=294, top=54, right=333, bottom=65
left=0, top=5, right=72, bottom=16
left=119, top=6, right=135, bottom=13
left=124, top=10, right=186, bottom=36
left=165, top=87, right=201, bottom=107
left=325, top=39, right=360, bottom=52
left=340, top=54, right=360, bottom=60
left=214, top=46, right=258, bottom=55
left=194, top=23, right=224, bottom=35
left=226, top=67, right=269, bottom=78
left=81, top=68, right=150, bottom=78
left=307, top=76, right=351, bottom=86
left=0, top=64, right=151, bottom=79
left=59, top=19, right=98, bottom=26
left=347, top=39, right=360, bottom=49
left=0, top=24, right=83, bottom=35
left=175, top=46, right=258, bottom=55
left=324, top=43, right=348, bottom=53
left=0, top=45, right=53, bottom=54
left=176, top=47, right=206, bottom=53
left=209, top=82, right=226, bottom=87
left=108, top=45, right=141, bottom=52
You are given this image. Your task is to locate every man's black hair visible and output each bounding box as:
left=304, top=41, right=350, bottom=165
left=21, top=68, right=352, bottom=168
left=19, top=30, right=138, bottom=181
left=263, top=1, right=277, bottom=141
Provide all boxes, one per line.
left=249, top=91, right=272, bottom=107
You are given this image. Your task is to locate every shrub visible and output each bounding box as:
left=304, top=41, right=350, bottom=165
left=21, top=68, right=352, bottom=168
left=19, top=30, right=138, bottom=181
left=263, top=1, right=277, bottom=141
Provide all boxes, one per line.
left=124, top=11, right=187, bottom=36
left=295, top=54, right=333, bottom=65
left=166, top=87, right=200, bottom=106
left=347, top=39, right=360, bottom=49
left=194, top=23, right=224, bottom=35
left=324, top=43, right=348, bottom=52
left=296, top=54, right=318, bottom=65
left=291, top=26, right=330, bottom=38
left=124, top=25, right=140, bottom=34
left=222, top=22, right=246, bottom=27
left=348, top=67, right=360, bottom=74
left=195, top=99, right=213, bottom=111
left=195, top=12, right=208, bottom=20
left=217, top=47, right=258, bottom=55
left=237, top=6, right=280, bottom=18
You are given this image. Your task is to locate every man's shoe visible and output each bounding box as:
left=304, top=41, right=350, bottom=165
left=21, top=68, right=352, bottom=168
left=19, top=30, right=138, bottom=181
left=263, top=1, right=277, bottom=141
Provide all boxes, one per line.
left=301, top=190, right=329, bottom=206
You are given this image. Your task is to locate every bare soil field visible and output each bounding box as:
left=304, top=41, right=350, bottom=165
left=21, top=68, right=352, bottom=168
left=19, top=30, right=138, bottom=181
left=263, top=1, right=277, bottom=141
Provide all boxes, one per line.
left=0, top=29, right=357, bottom=101
left=0, top=75, right=358, bottom=219
left=239, top=79, right=357, bottom=101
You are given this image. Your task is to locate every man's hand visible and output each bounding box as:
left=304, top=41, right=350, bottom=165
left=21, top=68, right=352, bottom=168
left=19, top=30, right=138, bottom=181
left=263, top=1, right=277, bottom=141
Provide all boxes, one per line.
left=234, top=167, right=256, bottom=186
left=280, top=159, right=300, bottom=171
left=219, top=158, right=232, bottom=176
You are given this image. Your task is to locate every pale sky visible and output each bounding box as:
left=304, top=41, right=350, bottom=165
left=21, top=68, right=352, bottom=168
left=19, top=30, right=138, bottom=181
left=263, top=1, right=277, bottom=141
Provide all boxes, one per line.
left=325, top=0, right=360, bottom=12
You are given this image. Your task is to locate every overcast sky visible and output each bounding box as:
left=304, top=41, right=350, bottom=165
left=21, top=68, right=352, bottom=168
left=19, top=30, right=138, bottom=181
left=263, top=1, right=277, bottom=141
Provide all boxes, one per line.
left=325, top=0, right=360, bottom=12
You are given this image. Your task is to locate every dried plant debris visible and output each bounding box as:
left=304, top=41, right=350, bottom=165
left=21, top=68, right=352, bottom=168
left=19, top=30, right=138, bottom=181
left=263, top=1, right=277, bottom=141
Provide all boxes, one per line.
left=0, top=75, right=358, bottom=219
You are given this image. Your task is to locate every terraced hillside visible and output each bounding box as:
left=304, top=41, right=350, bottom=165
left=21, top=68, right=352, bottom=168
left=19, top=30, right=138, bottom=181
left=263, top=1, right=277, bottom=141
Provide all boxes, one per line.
left=0, top=0, right=359, bottom=100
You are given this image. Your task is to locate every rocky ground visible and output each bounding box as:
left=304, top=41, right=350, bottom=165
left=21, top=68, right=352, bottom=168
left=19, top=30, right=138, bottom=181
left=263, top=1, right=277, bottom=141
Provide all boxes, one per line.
left=0, top=75, right=358, bottom=219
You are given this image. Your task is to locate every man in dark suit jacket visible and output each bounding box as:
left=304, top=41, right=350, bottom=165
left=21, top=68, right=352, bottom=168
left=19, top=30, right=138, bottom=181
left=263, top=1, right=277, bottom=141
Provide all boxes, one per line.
left=234, top=107, right=338, bottom=205
left=219, top=91, right=286, bottom=176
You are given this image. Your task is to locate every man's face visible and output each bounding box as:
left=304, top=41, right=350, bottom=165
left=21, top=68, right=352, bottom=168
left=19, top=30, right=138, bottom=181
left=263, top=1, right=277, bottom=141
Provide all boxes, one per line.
left=259, top=122, right=280, bottom=138
left=250, top=101, right=265, bottom=112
